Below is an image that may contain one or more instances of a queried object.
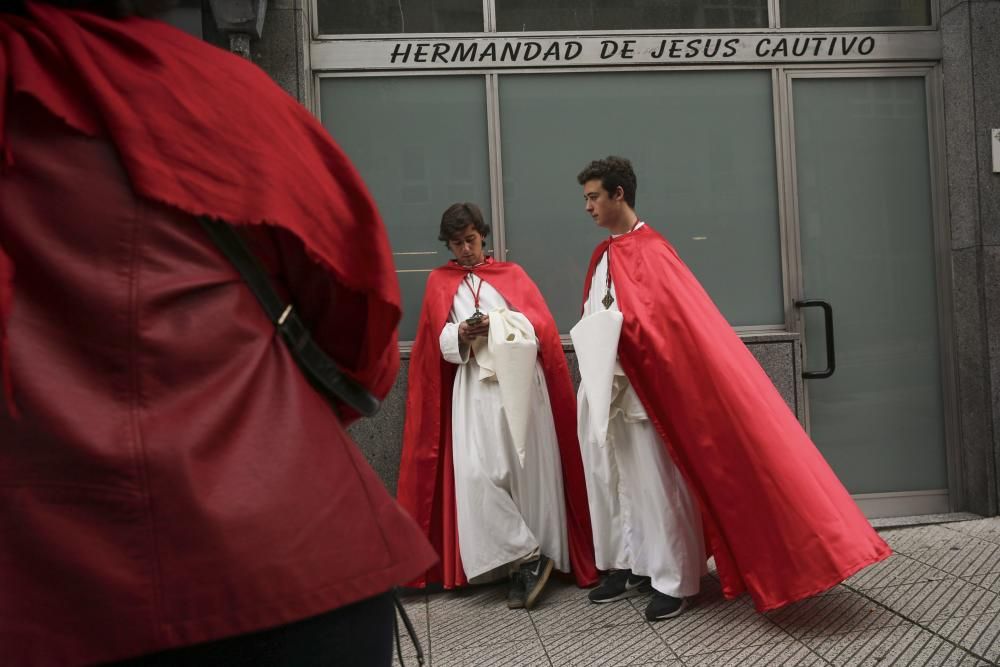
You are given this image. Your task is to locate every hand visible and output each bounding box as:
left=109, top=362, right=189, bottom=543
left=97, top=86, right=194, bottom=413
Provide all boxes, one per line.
left=458, top=316, right=489, bottom=344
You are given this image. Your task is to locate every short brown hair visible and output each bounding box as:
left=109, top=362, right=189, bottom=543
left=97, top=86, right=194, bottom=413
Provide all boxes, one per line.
left=438, top=202, right=490, bottom=245
left=577, top=156, right=637, bottom=208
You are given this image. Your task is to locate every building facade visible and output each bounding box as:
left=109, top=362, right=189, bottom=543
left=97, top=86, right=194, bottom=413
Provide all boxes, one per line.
left=193, top=0, right=1000, bottom=519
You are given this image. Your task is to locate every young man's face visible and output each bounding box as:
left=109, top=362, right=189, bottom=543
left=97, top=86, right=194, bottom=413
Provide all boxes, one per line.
left=447, top=224, right=486, bottom=267
left=583, top=179, right=624, bottom=231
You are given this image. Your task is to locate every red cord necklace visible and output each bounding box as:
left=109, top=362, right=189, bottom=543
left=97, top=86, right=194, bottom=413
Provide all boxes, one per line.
left=464, top=272, right=485, bottom=323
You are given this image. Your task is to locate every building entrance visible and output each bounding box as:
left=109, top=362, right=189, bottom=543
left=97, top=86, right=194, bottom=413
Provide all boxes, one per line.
left=787, top=69, right=950, bottom=516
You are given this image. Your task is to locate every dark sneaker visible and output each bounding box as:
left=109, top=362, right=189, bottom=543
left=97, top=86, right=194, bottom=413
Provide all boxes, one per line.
left=520, top=555, right=554, bottom=610
left=588, top=569, right=651, bottom=604
left=644, top=592, right=687, bottom=621
left=507, top=570, right=526, bottom=610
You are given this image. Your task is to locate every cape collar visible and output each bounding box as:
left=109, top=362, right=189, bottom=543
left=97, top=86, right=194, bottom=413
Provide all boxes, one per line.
left=446, top=255, right=495, bottom=272
left=611, top=219, right=645, bottom=239
left=599, top=221, right=650, bottom=255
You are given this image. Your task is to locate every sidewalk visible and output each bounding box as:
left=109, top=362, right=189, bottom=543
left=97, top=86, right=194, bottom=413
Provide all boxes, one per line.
left=392, top=515, right=1000, bottom=666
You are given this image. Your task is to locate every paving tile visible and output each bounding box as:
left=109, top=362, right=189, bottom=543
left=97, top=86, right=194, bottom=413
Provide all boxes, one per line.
left=392, top=597, right=429, bottom=663
left=427, top=583, right=508, bottom=613
left=766, top=591, right=908, bottom=638
left=529, top=594, right=646, bottom=637
left=863, top=577, right=1000, bottom=624
left=869, top=513, right=982, bottom=529
left=927, top=611, right=1000, bottom=664
left=432, top=638, right=551, bottom=666
left=393, top=597, right=427, bottom=639
left=804, top=624, right=988, bottom=666
left=880, top=525, right=979, bottom=554
left=650, top=598, right=793, bottom=657
left=681, top=640, right=828, bottom=666
left=945, top=519, right=1000, bottom=546
left=428, top=585, right=539, bottom=650
left=392, top=642, right=430, bottom=667
left=843, top=552, right=950, bottom=590
left=679, top=575, right=754, bottom=616
left=964, top=572, right=1000, bottom=594
left=906, top=539, right=1000, bottom=579
left=543, top=624, right=676, bottom=666
left=429, top=609, right=537, bottom=651
left=534, top=578, right=592, bottom=608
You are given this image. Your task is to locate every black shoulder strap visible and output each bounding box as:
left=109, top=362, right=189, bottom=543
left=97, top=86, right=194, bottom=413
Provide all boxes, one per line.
left=198, top=218, right=381, bottom=418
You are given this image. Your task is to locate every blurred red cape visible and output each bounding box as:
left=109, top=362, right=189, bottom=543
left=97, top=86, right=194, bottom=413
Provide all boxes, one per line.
left=0, top=3, right=399, bottom=416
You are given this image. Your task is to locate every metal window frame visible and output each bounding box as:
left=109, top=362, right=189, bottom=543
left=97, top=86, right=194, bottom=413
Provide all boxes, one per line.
left=774, top=0, right=940, bottom=32
left=309, top=0, right=939, bottom=40
left=777, top=63, right=959, bottom=508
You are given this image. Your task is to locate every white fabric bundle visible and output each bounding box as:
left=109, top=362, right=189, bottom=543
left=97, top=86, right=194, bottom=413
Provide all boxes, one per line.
left=471, top=307, right=538, bottom=466
left=571, top=308, right=630, bottom=446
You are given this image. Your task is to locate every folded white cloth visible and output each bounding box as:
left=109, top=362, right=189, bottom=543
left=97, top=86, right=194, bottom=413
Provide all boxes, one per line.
left=571, top=309, right=648, bottom=446
left=472, top=308, right=538, bottom=466
left=609, top=372, right=649, bottom=425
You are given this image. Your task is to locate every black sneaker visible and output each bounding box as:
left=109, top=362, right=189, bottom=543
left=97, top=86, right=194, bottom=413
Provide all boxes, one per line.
left=520, top=555, right=554, bottom=610
left=507, top=570, right=526, bottom=610
left=644, top=592, right=687, bottom=621
left=588, top=569, right=651, bottom=603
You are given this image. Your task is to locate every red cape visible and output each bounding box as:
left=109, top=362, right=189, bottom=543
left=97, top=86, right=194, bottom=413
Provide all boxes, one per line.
left=584, top=224, right=891, bottom=612
left=0, top=4, right=399, bottom=416
left=398, top=258, right=598, bottom=588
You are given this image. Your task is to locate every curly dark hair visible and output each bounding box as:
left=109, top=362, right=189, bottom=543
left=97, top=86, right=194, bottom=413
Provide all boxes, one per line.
left=438, top=202, right=490, bottom=246
left=577, top=156, right=637, bottom=208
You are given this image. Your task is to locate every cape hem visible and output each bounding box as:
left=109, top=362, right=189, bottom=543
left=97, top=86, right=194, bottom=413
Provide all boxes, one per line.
left=744, top=544, right=894, bottom=613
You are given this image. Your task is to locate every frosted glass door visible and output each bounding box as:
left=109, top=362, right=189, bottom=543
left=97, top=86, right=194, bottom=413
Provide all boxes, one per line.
left=792, top=75, right=947, bottom=497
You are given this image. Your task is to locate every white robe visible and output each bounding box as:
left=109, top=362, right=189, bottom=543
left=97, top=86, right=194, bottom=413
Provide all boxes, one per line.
left=575, top=226, right=705, bottom=598
left=440, top=273, right=569, bottom=581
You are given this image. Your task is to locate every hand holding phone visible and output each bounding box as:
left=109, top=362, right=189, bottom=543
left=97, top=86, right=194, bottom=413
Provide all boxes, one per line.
left=459, top=312, right=490, bottom=343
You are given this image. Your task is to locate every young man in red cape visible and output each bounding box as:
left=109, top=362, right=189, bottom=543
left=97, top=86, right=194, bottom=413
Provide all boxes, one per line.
left=0, top=2, right=435, bottom=664
left=398, top=203, right=597, bottom=609
left=573, top=156, right=891, bottom=621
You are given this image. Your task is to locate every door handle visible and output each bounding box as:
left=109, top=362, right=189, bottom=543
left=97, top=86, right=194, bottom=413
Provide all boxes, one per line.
left=794, top=299, right=836, bottom=379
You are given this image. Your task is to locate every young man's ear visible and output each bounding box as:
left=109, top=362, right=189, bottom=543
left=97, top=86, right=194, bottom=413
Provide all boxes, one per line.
left=613, top=186, right=625, bottom=202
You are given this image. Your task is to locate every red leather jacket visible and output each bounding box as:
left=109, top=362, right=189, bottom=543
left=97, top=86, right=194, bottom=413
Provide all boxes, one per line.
left=0, top=6, right=435, bottom=665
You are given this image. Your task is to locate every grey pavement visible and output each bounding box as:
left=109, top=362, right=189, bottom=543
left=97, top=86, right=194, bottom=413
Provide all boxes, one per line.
left=391, top=516, right=1000, bottom=666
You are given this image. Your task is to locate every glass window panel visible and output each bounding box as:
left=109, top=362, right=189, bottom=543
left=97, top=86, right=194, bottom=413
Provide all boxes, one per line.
left=793, top=76, right=945, bottom=493
left=319, top=76, right=491, bottom=341
left=496, top=0, right=767, bottom=31
left=159, top=3, right=202, bottom=38
left=317, top=0, right=483, bottom=35
left=781, top=0, right=930, bottom=27
left=499, top=71, right=783, bottom=331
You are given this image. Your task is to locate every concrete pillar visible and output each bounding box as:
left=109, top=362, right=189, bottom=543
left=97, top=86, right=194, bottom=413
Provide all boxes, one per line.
left=941, top=0, right=1000, bottom=515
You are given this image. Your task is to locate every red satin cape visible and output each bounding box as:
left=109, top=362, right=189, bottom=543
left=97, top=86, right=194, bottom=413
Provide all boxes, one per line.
left=0, top=4, right=400, bottom=417
left=398, top=258, right=598, bottom=588
left=583, top=224, right=891, bottom=612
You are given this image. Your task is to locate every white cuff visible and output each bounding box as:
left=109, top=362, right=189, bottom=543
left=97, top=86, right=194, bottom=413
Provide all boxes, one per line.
left=439, top=322, right=471, bottom=364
